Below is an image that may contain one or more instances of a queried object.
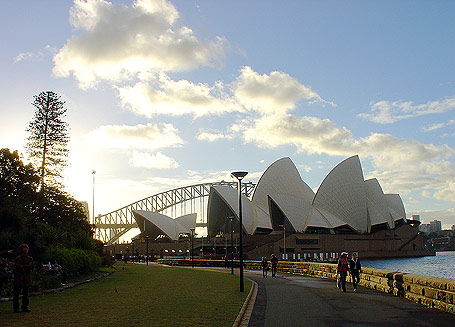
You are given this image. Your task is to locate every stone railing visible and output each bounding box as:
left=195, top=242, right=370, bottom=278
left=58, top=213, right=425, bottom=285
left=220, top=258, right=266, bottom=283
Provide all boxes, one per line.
left=157, top=259, right=455, bottom=314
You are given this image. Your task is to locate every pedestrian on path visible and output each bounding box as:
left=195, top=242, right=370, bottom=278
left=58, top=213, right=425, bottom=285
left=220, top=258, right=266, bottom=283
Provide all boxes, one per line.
left=337, top=252, right=349, bottom=292
left=13, top=244, right=33, bottom=313
left=349, top=252, right=362, bottom=291
left=270, top=254, right=278, bottom=278
left=261, top=257, right=269, bottom=278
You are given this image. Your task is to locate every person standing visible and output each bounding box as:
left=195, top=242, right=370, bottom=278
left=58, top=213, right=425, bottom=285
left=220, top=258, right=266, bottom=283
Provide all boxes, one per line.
left=337, top=252, right=349, bottom=292
left=261, top=257, right=269, bottom=278
left=224, top=255, right=229, bottom=269
left=270, top=254, right=278, bottom=278
left=349, top=252, right=362, bottom=291
left=13, top=244, right=33, bottom=313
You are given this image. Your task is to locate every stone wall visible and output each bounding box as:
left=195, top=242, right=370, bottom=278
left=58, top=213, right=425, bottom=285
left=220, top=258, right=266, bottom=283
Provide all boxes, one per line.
left=157, top=258, right=455, bottom=315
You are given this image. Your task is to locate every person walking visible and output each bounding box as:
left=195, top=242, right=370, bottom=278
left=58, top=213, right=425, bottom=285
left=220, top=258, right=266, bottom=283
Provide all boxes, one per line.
left=261, top=256, right=269, bottom=278
left=13, top=244, right=33, bottom=313
left=270, top=254, right=278, bottom=278
left=349, top=252, right=362, bottom=291
left=337, top=252, right=349, bottom=292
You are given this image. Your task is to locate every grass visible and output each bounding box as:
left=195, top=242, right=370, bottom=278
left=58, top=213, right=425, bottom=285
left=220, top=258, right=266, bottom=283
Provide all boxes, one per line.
left=0, top=263, right=251, bottom=326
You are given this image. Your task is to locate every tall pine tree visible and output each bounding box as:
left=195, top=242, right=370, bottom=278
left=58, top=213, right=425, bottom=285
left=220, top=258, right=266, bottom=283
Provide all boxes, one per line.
left=25, top=91, right=69, bottom=191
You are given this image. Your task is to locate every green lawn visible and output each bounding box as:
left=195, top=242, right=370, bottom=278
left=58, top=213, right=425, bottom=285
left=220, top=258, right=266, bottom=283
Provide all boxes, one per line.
left=0, top=263, right=251, bottom=326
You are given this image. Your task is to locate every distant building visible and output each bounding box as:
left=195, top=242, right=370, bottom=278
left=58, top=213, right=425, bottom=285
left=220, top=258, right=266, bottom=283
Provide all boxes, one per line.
left=411, top=215, right=420, bottom=221
left=80, top=201, right=90, bottom=222
left=419, top=220, right=442, bottom=234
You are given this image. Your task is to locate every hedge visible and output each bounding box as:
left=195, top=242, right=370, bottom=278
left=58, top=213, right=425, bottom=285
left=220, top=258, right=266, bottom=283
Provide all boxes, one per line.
left=48, top=247, right=102, bottom=275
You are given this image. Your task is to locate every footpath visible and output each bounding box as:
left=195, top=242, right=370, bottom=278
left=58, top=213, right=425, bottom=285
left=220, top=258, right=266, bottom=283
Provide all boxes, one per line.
left=241, top=269, right=455, bottom=327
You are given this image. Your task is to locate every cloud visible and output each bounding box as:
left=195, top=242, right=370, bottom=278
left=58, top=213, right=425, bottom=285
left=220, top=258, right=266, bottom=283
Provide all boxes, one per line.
left=422, top=119, right=455, bottom=132
left=53, top=0, right=227, bottom=88
left=14, top=45, right=57, bottom=63
left=235, top=112, right=455, bottom=201
left=239, top=113, right=353, bottom=155
left=116, top=74, right=240, bottom=117
left=129, top=151, right=179, bottom=169
left=86, top=122, right=183, bottom=150
left=197, top=130, right=233, bottom=142
left=232, top=66, right=334, bottom=115
left=117, top=66, right=333, bottom=118
left=358, top=96, right=455, bottom=123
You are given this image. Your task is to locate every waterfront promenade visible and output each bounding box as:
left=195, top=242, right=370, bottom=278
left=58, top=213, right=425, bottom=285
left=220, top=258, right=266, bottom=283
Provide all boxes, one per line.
left=243, top=269, right=455, bottom=326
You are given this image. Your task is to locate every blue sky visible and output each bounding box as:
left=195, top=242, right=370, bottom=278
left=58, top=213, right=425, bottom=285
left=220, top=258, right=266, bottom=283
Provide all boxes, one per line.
left=1, top=0, right=454, bottom=230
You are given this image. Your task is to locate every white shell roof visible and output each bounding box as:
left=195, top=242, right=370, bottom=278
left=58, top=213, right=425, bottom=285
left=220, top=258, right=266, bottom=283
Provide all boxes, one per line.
left=133, top=210, right=193, bottom=241
left=269, top=193, right=312, bottom=231
left=365, top=178, right=395, bottom=229
left=313, top=155, right=368, bottom=233
left=252, top=157, right=314, bottom=210
left=208, top=185, right=257, bottom=235
left=385, top=194, right=406, bottom=221
left=175, top=213, right=197, bottom=230
left=206, top=155, right=406, bottom=236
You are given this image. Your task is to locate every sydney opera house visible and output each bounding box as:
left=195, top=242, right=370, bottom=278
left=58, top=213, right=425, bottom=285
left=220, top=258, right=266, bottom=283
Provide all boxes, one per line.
left=131, top=155, right=431, bottom=260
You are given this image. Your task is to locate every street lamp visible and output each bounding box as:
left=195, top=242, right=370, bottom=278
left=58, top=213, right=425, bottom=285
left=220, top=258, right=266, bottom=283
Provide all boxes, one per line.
left=145, top=235, right=150, bottom=266
left=190, top=228, right=195, bottom=268
left=279, top=224, right=287, bottom=260
left=227, top=215, right=235, bottom=275
left=231, top=171, right=248, bottom=292
left=92, top=170, right=96, bottom=225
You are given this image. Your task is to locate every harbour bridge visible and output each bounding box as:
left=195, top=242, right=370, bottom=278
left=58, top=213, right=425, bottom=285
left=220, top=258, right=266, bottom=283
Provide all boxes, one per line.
left=94, top=181, right=256, bottom=245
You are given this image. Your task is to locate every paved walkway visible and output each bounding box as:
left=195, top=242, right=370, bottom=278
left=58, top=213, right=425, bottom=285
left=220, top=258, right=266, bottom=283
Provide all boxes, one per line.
left=244, top=270, right=455, bottom=327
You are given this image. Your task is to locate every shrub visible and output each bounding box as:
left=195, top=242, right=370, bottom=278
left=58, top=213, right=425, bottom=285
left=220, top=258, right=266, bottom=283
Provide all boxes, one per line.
left=101, top=254, right=115, bottom=267
left=48, top=247, right=102, bottom=275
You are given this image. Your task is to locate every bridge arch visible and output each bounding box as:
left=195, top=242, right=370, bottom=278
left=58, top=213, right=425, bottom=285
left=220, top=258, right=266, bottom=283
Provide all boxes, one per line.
left=94, top=181, right=256, bottom=245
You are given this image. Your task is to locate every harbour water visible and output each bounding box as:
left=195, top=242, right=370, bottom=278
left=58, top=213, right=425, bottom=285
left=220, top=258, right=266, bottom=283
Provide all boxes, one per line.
left=362, top=251, right=455, bottom=280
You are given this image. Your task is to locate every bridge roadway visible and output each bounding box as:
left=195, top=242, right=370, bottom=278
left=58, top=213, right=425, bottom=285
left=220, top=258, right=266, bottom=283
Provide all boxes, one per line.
left=242, top=269, right=455, bottom=327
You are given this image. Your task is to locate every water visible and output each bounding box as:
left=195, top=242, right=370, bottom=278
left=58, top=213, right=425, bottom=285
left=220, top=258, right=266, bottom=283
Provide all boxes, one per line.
left=362, top=251, right=455, bottom=280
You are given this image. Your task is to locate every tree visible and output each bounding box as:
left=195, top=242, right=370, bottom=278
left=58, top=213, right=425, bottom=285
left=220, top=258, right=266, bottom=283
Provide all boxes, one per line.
left=25, top=91, right=69, bottom=191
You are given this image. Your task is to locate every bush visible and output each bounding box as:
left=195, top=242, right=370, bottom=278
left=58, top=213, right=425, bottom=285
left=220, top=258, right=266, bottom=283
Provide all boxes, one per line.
left=48, top=247, right=102, bottom=275
left=32, top=271, right=62, bottom=292
left=101, top=254, right=115, bottom=267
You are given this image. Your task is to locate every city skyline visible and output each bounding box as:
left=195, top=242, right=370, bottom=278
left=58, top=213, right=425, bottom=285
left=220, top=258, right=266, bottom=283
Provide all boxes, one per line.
left=1, top=0, right=454, bottom=230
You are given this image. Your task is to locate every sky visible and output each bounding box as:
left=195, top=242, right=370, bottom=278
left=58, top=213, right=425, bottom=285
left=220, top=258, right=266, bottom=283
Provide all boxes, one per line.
left=1, top=0, right=455, bottom=232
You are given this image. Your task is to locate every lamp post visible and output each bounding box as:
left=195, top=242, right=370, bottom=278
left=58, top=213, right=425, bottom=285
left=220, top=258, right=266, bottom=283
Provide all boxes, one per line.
left=228, top=215, right=235, bottom=275
left=279, top=224, right=287, bottom=260
left=190, top=228, right=195, bottom=268
left=231, top=171, right=248, bottom=292
left=92, top=170, right=96, bottom=225
left=145, top=235, right=150, bottom=266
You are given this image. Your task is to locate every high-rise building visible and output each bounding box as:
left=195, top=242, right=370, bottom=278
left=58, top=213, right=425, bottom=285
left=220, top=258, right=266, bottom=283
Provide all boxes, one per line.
left=80, top=201, right=90, bottom=222
left=419, top=220, right=442, bottom=233
left=429, top=220, right=442, bottom=232
left=411, top=214, right=420, bottom=221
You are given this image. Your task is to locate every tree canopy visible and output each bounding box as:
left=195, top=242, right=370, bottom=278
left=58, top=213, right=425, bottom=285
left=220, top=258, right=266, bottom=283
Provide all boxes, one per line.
left=0, top=148, right=101, bottom=261
left=25, top=91, right=69, bottom=191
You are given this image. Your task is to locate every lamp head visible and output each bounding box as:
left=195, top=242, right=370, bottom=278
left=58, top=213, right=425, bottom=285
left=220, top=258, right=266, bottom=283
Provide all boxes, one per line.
left=231, top=171, right=248, bottom=180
